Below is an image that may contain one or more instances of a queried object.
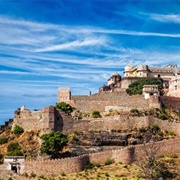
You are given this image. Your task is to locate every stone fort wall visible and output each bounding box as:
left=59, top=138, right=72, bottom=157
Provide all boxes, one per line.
left=160, top=96, right=180, bottom=111
left=13, top=106, right=71, bottom=134
left=62, top=115, right=180, bottom=135
left=13, top=107, right=180, bottom=136
left=71, top=91, right=160, bottom=113
left=23, top=138, right=180, bottom=176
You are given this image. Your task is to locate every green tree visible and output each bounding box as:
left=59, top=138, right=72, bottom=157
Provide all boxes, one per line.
left=55, top=102, right=74, bottom=114
left=126, top=78, right=163, bottom=95
left=40, top=131, right=68, bottom=158
left=13, top=125, right=24, bottom=135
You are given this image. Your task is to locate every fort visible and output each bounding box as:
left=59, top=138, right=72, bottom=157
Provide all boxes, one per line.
left=0, top=63, right=180, bottom=178
left=1, top=64, right=179, bottom=133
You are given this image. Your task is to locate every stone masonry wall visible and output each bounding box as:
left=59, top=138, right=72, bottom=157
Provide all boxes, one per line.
left=13, top=109, right=41, bottom=131
left=160, top=96, right=180, bottom=111
left=72, top=91, right=151, bottom=113
left=23, top=138, right=180, bottom=176
left=62, top=115, right=180, bottom=136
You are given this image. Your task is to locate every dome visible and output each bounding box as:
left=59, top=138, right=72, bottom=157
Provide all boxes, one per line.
left=125, top=63, right=133, bottom=71
left=137, top=65, right=148, bottom=71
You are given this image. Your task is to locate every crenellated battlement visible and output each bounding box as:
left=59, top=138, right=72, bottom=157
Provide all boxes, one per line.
left=23, top=138, right=180, bottom=176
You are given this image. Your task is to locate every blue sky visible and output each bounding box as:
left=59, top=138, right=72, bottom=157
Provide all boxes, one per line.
left=0, top=0, right=180, bottom=124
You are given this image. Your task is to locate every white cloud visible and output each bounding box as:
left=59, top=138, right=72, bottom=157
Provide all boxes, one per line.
left=149, top=13, right=180, bottom=23
left=34, top=38, right=106, bottom=52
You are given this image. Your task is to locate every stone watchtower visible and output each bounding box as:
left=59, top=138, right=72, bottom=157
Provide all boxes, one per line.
left=58, top=87, right=71, bottom=103
left=143, top=85, right=161, bottom=109
left=58, top=87, right=74, bottom=106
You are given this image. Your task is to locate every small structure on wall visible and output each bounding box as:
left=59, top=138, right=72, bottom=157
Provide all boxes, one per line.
left=4, top=156, right=25, bottom=174
left=143, top=85, right=159, bottom=99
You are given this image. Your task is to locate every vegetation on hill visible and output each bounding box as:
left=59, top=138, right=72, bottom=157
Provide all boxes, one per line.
left=13, top=125, right=24, bottom=135
left=91, top=110, right=101, bottom=118
left=6, top=142, right=23, bottom=156
left=126, top=78, right=163, bottom=95
left=0, top=129, right=40, bottom=160
left=55, top=102, right=75, bottom=114
left=40, top=131, right=68, bottom=158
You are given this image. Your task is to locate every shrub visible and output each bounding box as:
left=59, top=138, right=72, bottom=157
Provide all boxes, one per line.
left=13, top=125, right=24, bottom=135
left=0, top=137, right=8, bottom=145
left=150, top=124, right=160, bottom=133
left=168, top=131, right=176, bottom=136
left=7, top=142, right=21, bottom=152
left=55, top=102, right=75, bottom=114
left=157, top=131, right=163, bottom=137
left=139, top=128, right=147, bottom=134
left=61, top=172, right=66, bottom=176
left=149, top=109, right=155, bottom=115
left=158, top=113, right=168, bottom=120
left=105, top=172, right=109, bottom=177
left=105, top=158, right=114, bottom=165
left=91, top=111, right=101, bottom=118
left=30, top=172, right=36, bottom=178
left=130, top=108, right=139, bottom=115
left=7, top=142, right=23, bottom=156
left=168, top=154, right=178, bottom=158
left=84, top=162, right=94, bottom=171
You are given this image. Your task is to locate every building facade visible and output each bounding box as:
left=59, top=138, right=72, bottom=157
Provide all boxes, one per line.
left=99, top=64, right=180, bottom=93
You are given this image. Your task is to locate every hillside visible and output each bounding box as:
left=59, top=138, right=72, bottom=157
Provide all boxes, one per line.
left=0, top=129, right=40, bottom=160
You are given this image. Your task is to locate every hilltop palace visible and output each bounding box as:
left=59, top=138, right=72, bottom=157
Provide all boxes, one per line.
left=99, top=63, right=180, bottom=97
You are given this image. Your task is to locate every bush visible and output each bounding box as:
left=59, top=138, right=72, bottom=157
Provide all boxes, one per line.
left=55, top=102, right=75, bottom=114
left=130, top=108, right=139, bottom=115
left=168, top=131, right=176, bottom=136
left=91, top=111, right=101, bottom=118
left=150, top=124, right=160, bottom=133
left=149, top=109, right=155, bottom=115
left=0, top=137, right=8, bottom=145
left=105, top=158, right=114, bottom=165
left=13, top=125, right=24, bottom=135
left=168, top=154, right=178, bottom=158
left=157, top=131, right=163, bottom=137
left=7, top=142, right=23, bottom=156
left=158, top=113, right=168, bottom=120
left=84, top=162, right=94, bottom=171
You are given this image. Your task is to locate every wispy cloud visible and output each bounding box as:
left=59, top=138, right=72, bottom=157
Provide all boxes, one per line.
left=149, top=13, right=180, bottom=23
left=34, top=38, right=106, bottom=52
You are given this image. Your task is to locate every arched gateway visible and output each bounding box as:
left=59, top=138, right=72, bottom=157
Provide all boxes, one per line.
left=3, top=156, right=25, bottom=174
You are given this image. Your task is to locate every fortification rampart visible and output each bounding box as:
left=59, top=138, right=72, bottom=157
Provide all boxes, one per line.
left=13, top=109, right=41, bottom=131
left=23, top=138, right=180, bottom=176
left=71, top=91, right=158, bottom=113
left=62, top=115, right=180, bottom=135
left=13, top=107, right=180, bottom=136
